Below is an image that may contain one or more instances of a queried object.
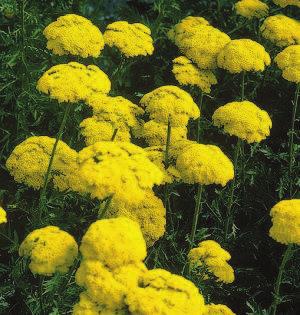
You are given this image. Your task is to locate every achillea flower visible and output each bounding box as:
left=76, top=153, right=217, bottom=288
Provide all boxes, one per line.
left=169, top=139, right=197, bottom=160
left=104, top=21, right=154, bottom=57
left=235, top=0, right=269, bottom=19
left=0, top=207, right=7, bottom=224
left=204, top=304, right=236, bottom=315
left=176, top=143, right=234, bottom=186
left=212, top=101, right=272, bottom=143
left=126, top=269, right=206, bottom=315
left=273, top=0, right=300, bottom=7
left=217, top=39, right=271, bottom=73
left=274, top=45, right=300, bottom=83
left=269, top=199, right=300, bottom=245
left=19, top=226, right=78, bottom=276
left=260, top=15, right=300, bottom=47
left=43, top=14, right=104, bottom=57
left=188, top=240, right=235, bottom=283
left=140, top=85, right=200, bottom=127
left=172, top=56, right=217, bottom=93
left=37, top=62, right=111, bottom=103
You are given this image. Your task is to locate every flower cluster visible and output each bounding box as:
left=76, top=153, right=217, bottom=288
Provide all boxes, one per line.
left=188, top=240, right=235, bottom=283
left=235, top=0, right=269, bottom=19
left=19, top=226, right=78, bottom=275
left=260, top=15, right=300, bottom=47
left=103, top=21, right=154, bottom=57
left=0, top=207, right=7, bottom=224
left=269, top=199, right=300, bottom=245
left=204, top=304, right=236, bottom=315
left=212, top=101, right=272, bottom=143
left=273, top=0, right=300, bottom=7
left=172, top=56, right=217, bottom=93
left=43, top=14, right=104, bottom=57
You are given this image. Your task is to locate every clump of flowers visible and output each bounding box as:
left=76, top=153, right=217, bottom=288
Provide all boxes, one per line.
left=274, top=45, right=300, bottom=83
left=103, top=21, right=154, bottom=57
left=212, top=101, right=272, bottom=143
left=19, top=226, right=78, bottom=276
left=43, top=14, right=104, bottom=57
left=204, top=304, right=236, bottom=315
left=260, top=15, right=300, bottom=47
left=217, top=39, right=271, bottom=73
left=235, top=0, right=269, bottom=19
left=37, top=62, right=111, bottom=103
left=269, top=199, right=300, bottom=245
left=273, top=0, right=300, bottom=7
left=0, top=207, right=7, bottom=224
left=188, top=240, right=235, bottom=283
left=172, top=56, right=217, bottom=93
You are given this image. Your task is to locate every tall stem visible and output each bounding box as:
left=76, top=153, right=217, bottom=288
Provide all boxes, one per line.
left=190, top=184, right=203, bottom=248
left=163, top=117, right=172, bottom=207
left=241, top=71, right=245, bottom=101
left=197, top=91, right=204, bottom=143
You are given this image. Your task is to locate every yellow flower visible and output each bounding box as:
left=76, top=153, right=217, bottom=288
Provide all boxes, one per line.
left=0, top=207, right=7, bottom=224
left=217, top=39, right=271, bottom=73
left=212, top=101, right=272, bottom=143
left=19, top=226, right=78, bottom=276
left=204, top=304, right=236, bottom=315
left=188, top=240, right=235, bottom=283
left=169, top=139, right=197, bottom=160
left=140, top=85, right=199, bottom=127
left=274, top=45, right=300, bottom=83
left=126, top=268, right=206, bottom=315
left=172, top=56, right=217, bottom=93
left=260, top=15, right=300, bottom=47
left=273, top=0, right=300, bottom=7
left=235, top=0, right=269, bottom=19
left=269, top=199, right=300, bottom=245
left=43, top=14, right=104, bottom=57
left=176, top=143, right=234, bottom=186
left=37, top=62, right=111, bottom=103
left=104, top=21, right=154, bottom=57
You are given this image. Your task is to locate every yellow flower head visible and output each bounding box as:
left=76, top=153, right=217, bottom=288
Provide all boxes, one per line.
left=188, top=240, right=235, bottom=283
left=140, top=85, right=200, bottom=127
left=77, top=141, right=163, bottom=202
left=273, top=0, right=300, bottom=7
left=169, top=139, right=197, bottom=160
left=79, top=217, right=147, bottom=269
left=274, top=45, right=300, bottom=83
left=0, top=207, right=7, bottom=224
left=43, top=14, right=104, bottom=57
left=172, top=56, right=217, bottom=93
left=104, top=21, right=154, bottom=57
left=204, top=304, right=236, bottom=315
left=19, top=226, right=78, bottom=276
left=235, top=0, right=269, bottom=19
left=176, top=143, right=234, bottom=186
left=269, top=199, right=300, bottom=245
left=126, top=268, right=206, bottom=315
left=212, top=101, right=272, bottom=143
left=37, top=62, right=111, bottom=103
left=260, top=15, right=300, bottom=47
left=217, top=39, right=271, bottom=73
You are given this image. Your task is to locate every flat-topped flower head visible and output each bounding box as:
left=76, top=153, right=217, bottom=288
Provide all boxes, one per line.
left=176, top=143, right=234, bottom=186
left=260, top=15, right=300, bottom=47
left=273, top=0, right=300, bottom=7
left=212, top=101, right=272, bottom=143
left=269, top=199, right=300, bottom=245
left=217, top=39, right=271, bottom=73
left=204, top=304, right=236, bottom=315
left=140, top=85, right=200, bottom=127
left=104, top=21, right=154, bottom=57
left=43, top=14, right=104, bottom=57
left=0, top=207, right=7, bottom=224
left=19, top=226, right=78, bottom=276
left=37, top=62, right=111, bottom=103
left=172, top=56, right=217, bottom=93
left=188, top=240, right=235, bottom=283
left=235, top=0, right=269, bottom=19
left=274, top=45, right=300, bottom=83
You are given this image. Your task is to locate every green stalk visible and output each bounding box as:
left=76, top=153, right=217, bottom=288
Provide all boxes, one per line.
left=197, top=91, right=204, bottom=143
left=190, top=184, right=203, bottom=248
left=163, top=117, right=172, bottom=207
left=98, top=195, right=113, bottom=219
left=111, top=128, right=118, bottom=141
left=241, top=71, right=245, bottom=101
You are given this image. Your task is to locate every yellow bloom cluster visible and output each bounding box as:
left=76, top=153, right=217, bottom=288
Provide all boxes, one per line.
left=37, top=62, right=111, bottom=103
left=172, top=56, right=217, bottom=93
left=104, top=21, right=154, bottom=57
left=260, top=15, right=300, bottom=47
left=269, top=199, right=300, bottom=245
left=19, top=226, right=78, bottom=276
left=188, top=240, right=235, bottom=283
left=212, top=101, right=272, bottom=143
left=0, top=207, right=7, bottom=224
left=235, top=0, right=269, bottom=19
left=274, top=45, right=300, bottom=83
left=204, top=304, right=236, bottom=315
left=77, top=141, right=163, bottom=202
left=176, top=143, right=234, bottom=186
left=217, top=39, right=271, bottom=73
left=43, top=14, right=104, bottom=57
left=273, top=0, right=300, bottom=7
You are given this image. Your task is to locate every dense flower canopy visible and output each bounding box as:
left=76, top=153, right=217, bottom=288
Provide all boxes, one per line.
left=37, top=62, right=111, bottom=103
left=19, top=226, right=78, bottom=276
left=235, top=0, right=269, bottom=19
left=104, top=21, right=154, bottom=57
left=273, top=0, right=300, bottom=7
left=204, top=304, right=236, bottom=315
left=0, top=207, right=7, bottom=224
left=269, top=199, right=300, bottom=245
left=43, top=14, right=104, bottom=57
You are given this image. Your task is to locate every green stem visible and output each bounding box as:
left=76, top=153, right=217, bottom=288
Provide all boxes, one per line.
left=190, top=184, right=203, bottom=248
left=197, top=91, right=204, bottom=143
left=98, top=195, right=113, bottom=219
left=111, top=128, right=118, bottom=141
left=163, top=117, right=172, bottom=207
left=241, top=71, right=245, bottom=101
left=39, top=276, right=45, bottom=315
